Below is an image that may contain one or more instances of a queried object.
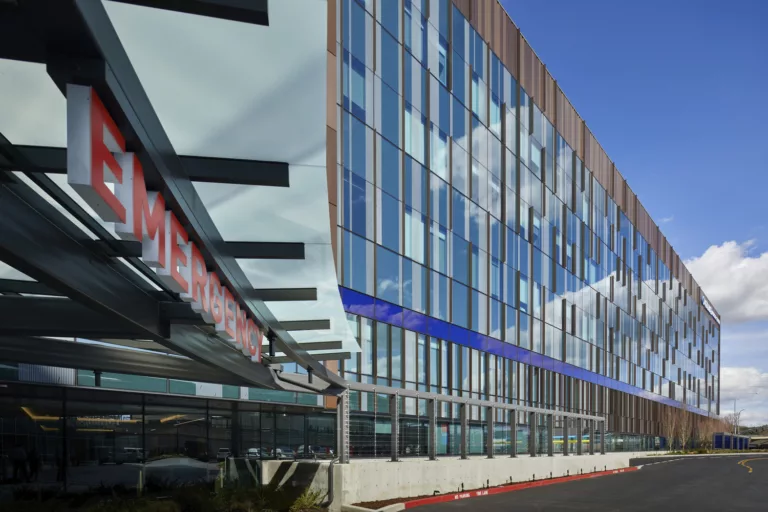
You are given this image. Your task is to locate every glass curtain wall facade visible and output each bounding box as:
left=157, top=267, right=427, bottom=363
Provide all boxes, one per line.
left=333, top=0, right=720, bottom=454
left=0, top=383, right=336, bottom=490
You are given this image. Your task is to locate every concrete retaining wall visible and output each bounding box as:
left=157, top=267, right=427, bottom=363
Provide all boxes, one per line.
left=330, top=453, right=651, bottom=511
left=261, top=460, right=333, bottom=503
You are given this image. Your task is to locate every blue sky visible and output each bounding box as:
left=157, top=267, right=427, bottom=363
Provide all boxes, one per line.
left=500, top=0, right=768, bottom=424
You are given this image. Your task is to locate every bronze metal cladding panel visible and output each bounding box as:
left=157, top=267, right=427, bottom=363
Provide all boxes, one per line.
left=327, top=52, right=337, bottom=131
left=503, top=17, right=519, bottom=80
left=544, top=69, right=556, bottom=122
left=327, top=127, right=338, bottom=208
left=520, top=37, right=534, bottom=96
left=613, top=166, right=624, bottom=212
left=328, top=0, right=337, bottom=53
left=626, top=184, right=636, bottom=225
left=533, top=53, right=543, bottom=104
left=492, top=1, right=503, bottom=61
left=454, top=0, right=471, bottom=21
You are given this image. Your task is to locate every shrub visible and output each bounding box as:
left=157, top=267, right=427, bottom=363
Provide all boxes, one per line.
left=288, top=489, right=325, bottom=512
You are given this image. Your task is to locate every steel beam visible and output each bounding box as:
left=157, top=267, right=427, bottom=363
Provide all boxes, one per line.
left=0, top=180, right=163, bottom=339
left=111, top=0, right=270, bottom=26
left=529, top=412, right=537, bottom=457
left=268, top=352, right=350, bottom=364
left=6, top=145, right=290, bottom=187
left=89, top=240, right=307, bottom=260
left=249, top=288, right=317, bottom=302
left=0, top=336, right=249, bottom=386
left=296, top=341, right=342, bottom=352
left=0, top=296, right=142, bottom=338
left=282, top=320, right=331, bottom=331
left=179, top=155, right=289, bottom=187
left=0, top=279, right=62, bottom=296
left=224, top=242, right=304, bottom=260
left=486, top=406, right=494, bottom=458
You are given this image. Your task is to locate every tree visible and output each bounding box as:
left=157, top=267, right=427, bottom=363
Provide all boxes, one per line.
left=696, top=417, right=716, bottom=451
left=661, top=405, right=678, bottom=452
left=677, top=404, right=692, bottom=452
left=722, top=413, right=737, bottom=436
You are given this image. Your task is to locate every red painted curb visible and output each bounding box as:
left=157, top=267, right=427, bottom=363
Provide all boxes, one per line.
left=402, top=467, right=639, bottom=509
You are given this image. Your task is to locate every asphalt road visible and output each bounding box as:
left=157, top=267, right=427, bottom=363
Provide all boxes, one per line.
left=419, top=454, right=768, bottom=511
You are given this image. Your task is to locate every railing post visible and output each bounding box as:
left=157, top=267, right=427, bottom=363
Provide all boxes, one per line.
left=460, top=403, right=468, bottom=460
left=428, top=398, right=437, bottom=461
left=486, top=406, right=495, bottom=458
left=547, top=414, right=554, bottom=457
left=529, top=412, right=537, bottom=457
left=563, top=416, right=569, bottom=456
left=337, top=389, right=350, bottom=464
left=390, top=394, right=399, bottom=462
left=600, top=420, right=606, bottom=455
left=510, top=409, right=517, bottom=458
left=588, top=419, right=595, bottom=455
left=576, top=418, right=583, bottom=455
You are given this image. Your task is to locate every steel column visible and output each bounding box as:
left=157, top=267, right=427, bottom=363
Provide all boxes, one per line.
left=600, top=420, right=606, bottom=455
left=510, top=410, right=517, bottom=458
left=563, top=416, right=569, bottom=456
left=428, top=399, right=437, bottom=461
left=529, top=412, right=537, bottom=457
left=486, top=406, right=494, bottom=458
left=338, top=390, right=350, bottom=464
left=576, top=418, right=583, bottom=455
left=390, top=394, right=399, bottom=462
left=460, top=403, right=468, bottom=460
left=589, top=419, right=595, bottom=455
left=547, top=414, right=554, bottom=457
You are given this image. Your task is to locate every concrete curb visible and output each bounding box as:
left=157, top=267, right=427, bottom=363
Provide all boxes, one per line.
left=342, top=504, right=405, bottom=512
left=400, top=467, right=639, bottom=509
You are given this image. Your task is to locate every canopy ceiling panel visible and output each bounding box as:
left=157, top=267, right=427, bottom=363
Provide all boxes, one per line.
left=104, top=0, right=356, bottom=356
left=0, top=59, right=66, bottom=147
left=104, top=0, right=327, bottom=166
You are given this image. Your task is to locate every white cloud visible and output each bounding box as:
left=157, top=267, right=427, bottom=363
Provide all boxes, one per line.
left=720, top=367, right=768, bottom=426
left=686, top=240, right=768, bottom=323
left=659, top=215, right=674, bottom=224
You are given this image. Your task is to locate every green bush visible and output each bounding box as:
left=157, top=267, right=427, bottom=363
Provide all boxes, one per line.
left=288, top=489, right=325, bottom=512
left=3, top=481, right=326, bottom=512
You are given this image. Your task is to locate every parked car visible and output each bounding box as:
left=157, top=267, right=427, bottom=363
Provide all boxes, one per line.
left=216, top=448, right=232, bottom=461
left=245, top=448, right=261, bottom=460
left=296, top=445, right=335, bottom=459
left=275, top=447, right=295, bottom=460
